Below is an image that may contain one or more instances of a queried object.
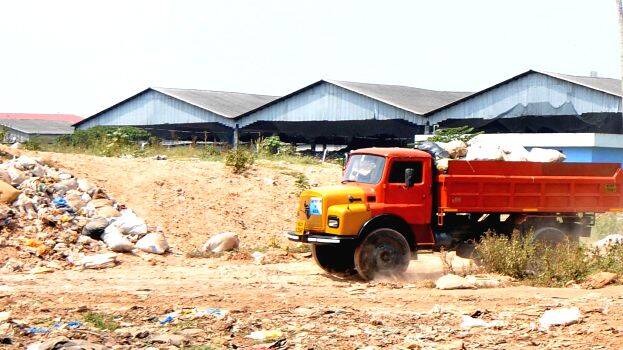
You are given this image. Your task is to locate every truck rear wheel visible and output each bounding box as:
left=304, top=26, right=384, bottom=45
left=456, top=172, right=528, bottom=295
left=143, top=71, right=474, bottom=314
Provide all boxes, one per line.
left=354, top=228, right=411, bottom=280
left=311, top=244, right=356, bottom=274
left=533, top=226, right=566, bottom=245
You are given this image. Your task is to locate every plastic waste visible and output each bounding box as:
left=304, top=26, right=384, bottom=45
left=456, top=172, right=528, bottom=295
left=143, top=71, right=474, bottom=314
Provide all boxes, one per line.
left=7, top=167, right=28, bottom=186
left=246, top=329, right=284, bottom=341
left=251, top=251, right=265, bottom=264
left=594, top=234, right=623, bottom=249
left=465, top=143, right=505, bottom=161
left=538, top=307, right=581, bottom=331
left=417, top=141, right=450, bottom=159
left=435, top=274, right=476, bottom=290
left=439, top=140, right=468, bottom=159
left=460, top=315, right=504, bottom=329
left=191, top=307, right=228, bottom=319
left=202, top=232, right=240, bottom=253
left=527, top=148, right=566, bottom=163
left=0, top=180, right=20, bottom=204
left=71, top=253, right=118, bottom=269
left=26, top=327, right=50, bottom=334
left=101, top=225, right=134, bottom=252
left=113, top=209, right=148, bottom=235
left=0, top=311, right=10, bottom=322
left=159, top=312, right=179, bottom=325
left=52, top=197, right=68, bottom=208
left=135, top=233, right=169, bottom=254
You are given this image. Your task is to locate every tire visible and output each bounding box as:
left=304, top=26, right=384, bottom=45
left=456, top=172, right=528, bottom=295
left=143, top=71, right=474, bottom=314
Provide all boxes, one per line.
left=354, top=228, right=411, bottom=280
left=533, top=226, right=566, bottom=245
left=311, top=244, right=356, bottom=274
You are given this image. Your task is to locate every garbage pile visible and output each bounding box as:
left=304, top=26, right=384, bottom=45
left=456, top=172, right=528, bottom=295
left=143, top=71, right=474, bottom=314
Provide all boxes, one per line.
left=0, top=155, right=169, bottom=272
left=417, top=139, right=566, bottom=171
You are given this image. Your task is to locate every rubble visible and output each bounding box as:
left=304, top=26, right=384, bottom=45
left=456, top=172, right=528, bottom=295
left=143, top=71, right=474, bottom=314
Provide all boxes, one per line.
left=0, top=154, right=168, bottom=271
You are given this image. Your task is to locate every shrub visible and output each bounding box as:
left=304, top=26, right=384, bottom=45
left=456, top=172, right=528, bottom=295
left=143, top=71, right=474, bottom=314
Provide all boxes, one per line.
left=83, top=312, right=120, bottom=331
left=57, top=126, right=150, bottom=148
left=429, top=126, right=482, bottom=143
left=258, top=135, right=293, bottom=155
left=475, top=231, right=623, bottom=287
left=475, top=231, right=539, bottom=280
left=225, top=148, right=254, bottom=174
left=23, top=137, right=42, bottom=151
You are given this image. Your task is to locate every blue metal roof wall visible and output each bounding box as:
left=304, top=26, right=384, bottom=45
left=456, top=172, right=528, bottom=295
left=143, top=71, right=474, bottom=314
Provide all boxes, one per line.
left=427, top=72, right=623, bottom=124
left=239, top=81, right=427, bottom=128
left=76, top=89, right=236, bottom=130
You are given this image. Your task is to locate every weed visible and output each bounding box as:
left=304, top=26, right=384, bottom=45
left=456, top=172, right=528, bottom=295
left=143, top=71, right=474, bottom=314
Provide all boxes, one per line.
left=23, top=137, right=43, bottom=151
left=225, top=148, right=254, bottom=174
left=475, top=231, right=623, bottom=287
left=83, top=312, right=120, bottom=331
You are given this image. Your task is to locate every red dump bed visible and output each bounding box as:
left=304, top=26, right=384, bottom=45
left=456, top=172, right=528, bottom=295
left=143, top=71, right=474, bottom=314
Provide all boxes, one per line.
left=437, top=161, right=623, bottom=214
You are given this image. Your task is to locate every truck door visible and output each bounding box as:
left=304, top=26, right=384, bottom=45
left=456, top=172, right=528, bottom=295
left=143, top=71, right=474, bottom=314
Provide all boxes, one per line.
left=383, top=158, right=432, bottom=224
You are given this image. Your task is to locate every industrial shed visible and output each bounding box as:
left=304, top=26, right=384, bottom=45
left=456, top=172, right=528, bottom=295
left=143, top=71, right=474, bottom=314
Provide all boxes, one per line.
left=74, top=88, right=278, bottom=142
left=238, top=80, right=471, bottom=146
left=0, top=119, right=75, bottom=143
left=426, top=70, right=623, bottom=133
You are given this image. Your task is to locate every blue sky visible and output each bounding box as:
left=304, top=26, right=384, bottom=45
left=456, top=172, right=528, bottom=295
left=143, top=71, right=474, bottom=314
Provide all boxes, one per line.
left=0, top=0, right=620, bottom=116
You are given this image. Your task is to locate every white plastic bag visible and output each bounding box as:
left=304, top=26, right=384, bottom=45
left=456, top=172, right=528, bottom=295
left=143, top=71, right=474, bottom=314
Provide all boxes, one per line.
left=538, top=307, right=580, bottom=331
left=501, top=143, right=530, bottom=161
left=113, top=209, right=148, bottom=235
left=439, top=140, right=468, bottom=159
left=136, top=233, right=169, bottom=254
left=202, top=232, right=240, bottom=253
left=527, top=148, right=566, bottom=163
left=101, top=225, right=134, bottom=252
left=465, top=143, right=505, bottom=161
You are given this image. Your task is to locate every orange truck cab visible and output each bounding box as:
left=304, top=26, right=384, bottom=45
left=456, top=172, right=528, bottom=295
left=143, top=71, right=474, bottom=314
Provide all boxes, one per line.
left=287, top=147, right=623, bottom=280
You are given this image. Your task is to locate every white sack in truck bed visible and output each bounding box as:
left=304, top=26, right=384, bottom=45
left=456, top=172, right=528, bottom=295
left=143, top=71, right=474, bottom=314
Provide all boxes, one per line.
left=421, top=139, right=566, bottom=171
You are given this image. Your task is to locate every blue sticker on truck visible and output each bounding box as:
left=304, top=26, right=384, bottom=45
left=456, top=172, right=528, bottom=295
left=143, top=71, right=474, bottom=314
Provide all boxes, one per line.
left=308, top=197, right=322, bottom=216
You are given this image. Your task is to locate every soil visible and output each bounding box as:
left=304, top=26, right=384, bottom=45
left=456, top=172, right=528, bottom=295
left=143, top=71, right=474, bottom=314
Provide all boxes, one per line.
left=1, top=151, right=623, bottom=349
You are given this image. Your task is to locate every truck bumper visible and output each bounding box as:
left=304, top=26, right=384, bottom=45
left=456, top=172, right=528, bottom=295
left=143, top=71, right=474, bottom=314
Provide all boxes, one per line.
left=286, top=232, right=358, bottom=244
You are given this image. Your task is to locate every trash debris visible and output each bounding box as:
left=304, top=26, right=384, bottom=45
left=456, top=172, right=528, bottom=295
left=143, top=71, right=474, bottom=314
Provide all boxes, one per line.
left=438, top=140, right=468, bottom=159
left=581, top=272, right=618, bottom=289
left=0, top=180, right=20, bottom=203
left=70, top=253, right=118, bottom=269
left=527, top=148, right=566, bottom=163
left=191, top=307, right=228, bottom=319
left=594, top=234, right=623, bottom=249
left=25, top=326, right=50, bottom=334
left=252, top=251, right=266, bottom=264
left=151, top=333, right=188, bottom=347
left=247, top=329, right=284, bottom=341
left=538, top=307, right=581, bottom=331
left=82, top=218, right=109, bottom=239
left=112, top=209, right=148, bottom=236
left=101, top=225, right=134, bottom=252
left=159, top=312, right=179, bottom=325
left=460, top=315, right=504, bottom=329
left=135, top=233, right=169, bottom=254
left=435, top=274, right=476, bottom=290
left=465, top=275, right=502, bottom=289
left=26, top=336, right=108, bottom=350
left=417, top=141, right=450, bottom=159
left=0, top=311, right=10, bottom=322
left=202, top=232, right=240, bottom=253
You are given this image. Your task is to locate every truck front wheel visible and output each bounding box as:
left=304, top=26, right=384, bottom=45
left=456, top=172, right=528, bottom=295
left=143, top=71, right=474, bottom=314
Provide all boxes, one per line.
left=354, top=228, right=411, bottom=280
left=311, top=244, right=356, bottom=274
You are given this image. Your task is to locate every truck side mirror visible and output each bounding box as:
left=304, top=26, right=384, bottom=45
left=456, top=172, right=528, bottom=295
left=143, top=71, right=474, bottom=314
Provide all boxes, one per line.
left=405, top=168, right=415, bottom=187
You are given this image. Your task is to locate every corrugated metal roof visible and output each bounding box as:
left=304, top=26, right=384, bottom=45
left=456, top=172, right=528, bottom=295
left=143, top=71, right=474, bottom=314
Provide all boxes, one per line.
left=425, top=70, right=623, bottom=116
left=0, top=113, right=82, bottom=123
left=541, top=71, right=622, bottom=97
left=328, top=80, right=472, bottom=115
left=153, top=88, right=279, bottom=119
left=0, top=119, right=74, bottom=135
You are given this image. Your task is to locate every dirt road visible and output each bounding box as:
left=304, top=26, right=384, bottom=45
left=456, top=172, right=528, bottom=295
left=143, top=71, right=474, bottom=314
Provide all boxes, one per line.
left=2, top=253, right=622, bottom=349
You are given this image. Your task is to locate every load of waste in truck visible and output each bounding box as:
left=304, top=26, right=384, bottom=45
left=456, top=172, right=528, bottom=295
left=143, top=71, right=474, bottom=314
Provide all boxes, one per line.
left=287, top=147, right=623, bottom=280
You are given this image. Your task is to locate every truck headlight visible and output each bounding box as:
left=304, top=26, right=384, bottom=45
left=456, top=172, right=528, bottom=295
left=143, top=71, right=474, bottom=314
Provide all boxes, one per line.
left=328, top=216, right=339, bottom=228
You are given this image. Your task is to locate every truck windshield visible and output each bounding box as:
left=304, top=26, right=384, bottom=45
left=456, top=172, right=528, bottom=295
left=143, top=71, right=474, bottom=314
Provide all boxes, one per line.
left=343, top=154, right=386, bottom=184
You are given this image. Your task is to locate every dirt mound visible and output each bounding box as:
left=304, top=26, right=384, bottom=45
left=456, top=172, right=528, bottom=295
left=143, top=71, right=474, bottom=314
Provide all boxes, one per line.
left=35, top=152, right=342, bottom=252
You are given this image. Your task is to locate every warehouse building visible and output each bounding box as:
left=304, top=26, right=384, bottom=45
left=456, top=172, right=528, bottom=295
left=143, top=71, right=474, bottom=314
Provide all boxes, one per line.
left=0, top=113, right=81, bottom=143
left=237, top=80, right=471, bottom=147
left=74, top=87, right=278, bottom=142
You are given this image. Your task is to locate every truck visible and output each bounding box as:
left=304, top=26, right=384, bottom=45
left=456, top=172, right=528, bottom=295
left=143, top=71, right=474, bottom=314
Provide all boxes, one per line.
left=287, top=147, right=623, bottom=280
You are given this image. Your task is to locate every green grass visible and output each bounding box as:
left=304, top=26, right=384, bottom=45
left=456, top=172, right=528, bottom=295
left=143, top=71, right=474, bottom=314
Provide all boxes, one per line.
left=83, top=312, right=120, bottom=331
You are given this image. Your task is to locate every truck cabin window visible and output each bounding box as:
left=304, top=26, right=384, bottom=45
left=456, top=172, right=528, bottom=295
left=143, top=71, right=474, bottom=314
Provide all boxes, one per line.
left=388, top=161, right=423, bottom=184
left=343, top=154, right=386, bottom=184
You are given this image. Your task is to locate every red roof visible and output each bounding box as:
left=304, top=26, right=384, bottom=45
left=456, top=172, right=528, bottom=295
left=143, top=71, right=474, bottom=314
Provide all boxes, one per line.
left=0, top=113, right=82, bottom=123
